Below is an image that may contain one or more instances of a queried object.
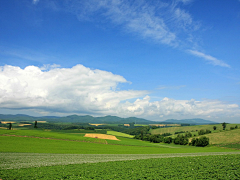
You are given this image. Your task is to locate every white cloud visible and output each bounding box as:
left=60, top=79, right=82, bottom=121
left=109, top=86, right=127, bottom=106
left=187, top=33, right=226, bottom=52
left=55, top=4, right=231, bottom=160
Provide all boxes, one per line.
left=0, top=64, right=239, bottom=121
left=33, top=0, right=39, bottom=5
left=0, top=64, right=147, bottom=114
left=177, top=0, right=193, bottom=4
left=119, top=97, right=240, bottom=121
left=40, top=64, right=61, bottom=71
left=66, top=0, right=192, bottom=46
left=188, top=50, right=231, bottom=68
left=65, top=1, right=230, bottom=68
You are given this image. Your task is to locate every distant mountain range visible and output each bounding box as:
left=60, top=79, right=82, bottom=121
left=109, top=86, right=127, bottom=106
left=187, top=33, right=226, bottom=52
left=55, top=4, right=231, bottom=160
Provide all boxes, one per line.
left=161, top=118, right=218, bottom=125
left=0, top=114, right=218, bottom=125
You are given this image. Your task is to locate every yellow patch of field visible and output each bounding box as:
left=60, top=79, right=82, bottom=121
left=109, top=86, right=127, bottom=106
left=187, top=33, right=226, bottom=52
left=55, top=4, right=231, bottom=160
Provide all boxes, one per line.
left=18, top=124, right=32, bottom=126
left=37, top=121, right=47, bottom=123
left=89, top=123, right=104, bottom=126
left=84, top=133, right=119, bottom=140
left=0, top=127, right=7, bottom=129
left=0, top=121, right=15, bottom=124
left=124, top=124, right=130, bottom=126
left=150, top=124, right=166, bottom=127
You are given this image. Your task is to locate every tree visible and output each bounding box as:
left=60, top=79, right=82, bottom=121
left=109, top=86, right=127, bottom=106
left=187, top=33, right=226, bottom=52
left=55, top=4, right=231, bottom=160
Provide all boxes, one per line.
left=198, top=129, right=205, bottom=135
left=222, top=122, right=226, bottom=130
left=140, top=130, right=144, bottom=140
left=34, top=121, right=37, bottom=128
left=129, top=122, right=135, bottom=128
left=213, top=126, right=217, bottom=130
left=235, top=125, right=238, bottom=129
left=205, top=129, right=211, bottom=134
left=9, top=123, right=12, bottom=130
left=195, top=136, right=209, bottom=147
left=151, top=126, right=158, bottom=129
left=190, top=138, right=197, bottom=146
left=163, top=137, right=172, bottom=144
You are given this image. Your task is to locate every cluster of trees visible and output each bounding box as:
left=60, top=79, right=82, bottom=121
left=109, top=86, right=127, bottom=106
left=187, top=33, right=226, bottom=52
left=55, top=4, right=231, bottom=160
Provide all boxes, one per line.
left=124, top=126, right=150, bottom=135
left=134, top=133, right=172, bottom=143
left=214, top=123, right=238, bottom=131
left=198, top=129, right=211, bottom=135
left=134, top=130, right=209, bottom=147
left=230, top=125, right=238, bottom=130
left=173, top=134, right=189, bottom=145
left=189, top=136, right=209, bottom=147
left=174, top=131, right=186, bottom=134
left=173, top=132, right=193, bottom=145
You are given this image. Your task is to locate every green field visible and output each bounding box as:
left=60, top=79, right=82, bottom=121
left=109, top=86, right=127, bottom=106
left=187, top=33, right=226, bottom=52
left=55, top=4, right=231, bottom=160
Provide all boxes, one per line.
left=1, top=153, right=239, bottom=179
left=201, top=128, right=240, bottom=145
left=107, top=130, right=134, bottom=138
left=1, top=126, right=240, bottom=179
left=0, top=129, right=107, bottom=144
left=2, top=135, right=235, bottom=154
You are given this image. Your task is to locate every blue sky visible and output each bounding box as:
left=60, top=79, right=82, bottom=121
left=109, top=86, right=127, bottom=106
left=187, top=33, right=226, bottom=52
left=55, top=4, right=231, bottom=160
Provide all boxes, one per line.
left=0, top=0, right=240, bottom=123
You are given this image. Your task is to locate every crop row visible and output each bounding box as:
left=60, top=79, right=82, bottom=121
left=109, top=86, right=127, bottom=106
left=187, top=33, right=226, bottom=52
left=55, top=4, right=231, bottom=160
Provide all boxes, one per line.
left=0, top=154, right=239, bottom=179
left=1, top=152, right=240, bottom=169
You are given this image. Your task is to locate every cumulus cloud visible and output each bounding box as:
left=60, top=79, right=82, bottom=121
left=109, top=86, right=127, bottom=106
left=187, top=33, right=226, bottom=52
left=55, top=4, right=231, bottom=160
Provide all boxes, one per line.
left=188, top=50, right=231, bottom=68
left=0, top=64, right=239, bottom=120
left=118, top=97, right=240, bottom=121
left=0, top=64, right=147, bottom=114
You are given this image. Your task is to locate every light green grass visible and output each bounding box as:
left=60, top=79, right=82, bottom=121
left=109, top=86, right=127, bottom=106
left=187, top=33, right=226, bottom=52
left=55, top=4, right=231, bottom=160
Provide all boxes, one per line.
left=107, top=131, right=134, bottom=138
left=0, top=135, right=238, bottom=154
left=0, top=129, right=106, bottom=143
left=134, top=124, right=148, bottom=126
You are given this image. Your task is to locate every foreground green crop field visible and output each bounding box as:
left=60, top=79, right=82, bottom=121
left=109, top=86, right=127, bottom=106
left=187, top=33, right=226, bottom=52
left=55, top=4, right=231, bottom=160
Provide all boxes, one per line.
left=1, top=154, right=239, bottom=179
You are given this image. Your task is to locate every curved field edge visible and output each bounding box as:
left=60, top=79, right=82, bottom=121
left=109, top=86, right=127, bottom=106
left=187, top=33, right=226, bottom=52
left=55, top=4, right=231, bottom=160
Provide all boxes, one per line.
left=0, top=154, right=239, bottom=180
left=107, top=131, right=134, bottom=138
left=1, top=152, right=240, bottom=169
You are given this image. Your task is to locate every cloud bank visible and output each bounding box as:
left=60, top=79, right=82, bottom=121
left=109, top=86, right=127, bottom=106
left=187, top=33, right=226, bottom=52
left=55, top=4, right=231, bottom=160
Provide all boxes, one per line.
left=0, top=64, right=239, bottom=121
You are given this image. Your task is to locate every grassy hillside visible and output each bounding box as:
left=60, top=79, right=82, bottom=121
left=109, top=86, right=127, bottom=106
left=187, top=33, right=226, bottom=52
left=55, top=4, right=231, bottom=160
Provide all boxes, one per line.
left=200, top=128, right=240, bottom=145
left=151, top=123, right=239, bottom=135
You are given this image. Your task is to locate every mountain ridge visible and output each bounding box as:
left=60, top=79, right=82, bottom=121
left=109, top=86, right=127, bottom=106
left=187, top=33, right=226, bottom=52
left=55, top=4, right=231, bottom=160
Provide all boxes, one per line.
left=0, top=114, right=218, bottom=125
